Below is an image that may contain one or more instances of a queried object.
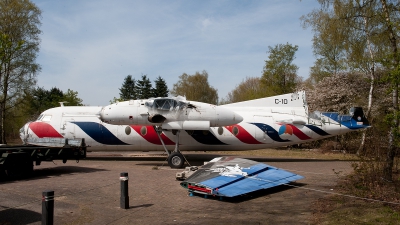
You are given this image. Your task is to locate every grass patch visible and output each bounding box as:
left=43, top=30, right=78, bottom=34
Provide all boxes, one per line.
left=312, top=196, right=400, bottom=225
left=311, top=159, right=400, bottom=224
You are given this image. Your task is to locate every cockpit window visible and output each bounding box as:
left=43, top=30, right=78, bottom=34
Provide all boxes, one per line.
left=145, top=97, right=191, bottom=111
left=36, top=114, right=43, bottom=121
left=177, top=101, right=188, bottom=109
left=151, top=98, right=179, bottom=111
left=41, top=115, right=52, bottom=122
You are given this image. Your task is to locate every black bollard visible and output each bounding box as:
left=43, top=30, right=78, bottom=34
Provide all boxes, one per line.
left=42, top=190, right=54, bottom=225
left=120, top=172, right=129, bottom=209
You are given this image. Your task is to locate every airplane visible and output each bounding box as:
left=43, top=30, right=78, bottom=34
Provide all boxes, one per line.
left=19, top=91, right=370, bottom=169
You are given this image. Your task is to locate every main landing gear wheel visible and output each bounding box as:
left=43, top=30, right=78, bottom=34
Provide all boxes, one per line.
left=168, top=152, right=185, bottom=169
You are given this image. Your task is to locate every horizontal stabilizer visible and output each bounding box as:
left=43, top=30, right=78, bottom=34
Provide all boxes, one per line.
left=180, top=157, right=303, bottom=198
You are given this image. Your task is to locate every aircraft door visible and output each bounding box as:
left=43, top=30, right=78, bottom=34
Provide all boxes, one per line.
left=253, top=116, right=274, bottom=143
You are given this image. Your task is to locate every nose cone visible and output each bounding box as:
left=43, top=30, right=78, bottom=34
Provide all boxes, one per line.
left=215, top=106, right=243, bottom=126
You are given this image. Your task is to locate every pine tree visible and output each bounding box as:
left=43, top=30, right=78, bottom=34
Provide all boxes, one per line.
left=119, top=75, right=137, bottom=100
left=136, top=75, right=152, bottom=99
left=152, top=76, right=169, bottom=97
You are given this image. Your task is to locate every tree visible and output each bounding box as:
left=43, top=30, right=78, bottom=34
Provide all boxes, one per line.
left=306, top=72, right=371, bottom=113
left=63, top=89, right=83, bottom=106
left=112, top=74, right=168, bottom=102
left=152, top=76, right=168, bottom=97
left=136, top=75, right=152, bottom=99
left=261, top=43, right=300, bottom=95
left=171, top=70, right=218, bottom=104
left=25, top=87, right=83, bottom=120
left=303, top=0, right=400, bottom=181
left=223, top=77, right=270, bottom=104
left=119, top=75, right=137, bottom=100
left=379, top=0, right=400, bottom=182
left=0, top=0, right=41, bottom=143
left=302, top=10, right=349, bottom=80
left=303, top=1, right=381, bottom=154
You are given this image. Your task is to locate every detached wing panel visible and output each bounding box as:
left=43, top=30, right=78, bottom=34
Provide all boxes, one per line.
left=181, top=157, right=304, bottom=198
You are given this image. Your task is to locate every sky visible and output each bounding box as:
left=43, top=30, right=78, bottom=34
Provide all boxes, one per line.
left=31, top=0, right=319, bottom=106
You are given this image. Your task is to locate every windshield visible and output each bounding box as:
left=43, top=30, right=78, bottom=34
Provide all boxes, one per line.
left=146, top=98, right=183, bottom=111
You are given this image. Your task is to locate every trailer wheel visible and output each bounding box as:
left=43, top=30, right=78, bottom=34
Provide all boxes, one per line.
left=5, top=163, right=33, bottom=179
left=168, top=152, right=185, bottom=169
left=4, top=153, right=33, bottom=179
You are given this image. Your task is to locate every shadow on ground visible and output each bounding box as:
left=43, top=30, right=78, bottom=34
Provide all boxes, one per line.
left=0, top=208, right=41, bottom=224
left=0, top=165, right=108, bottom=183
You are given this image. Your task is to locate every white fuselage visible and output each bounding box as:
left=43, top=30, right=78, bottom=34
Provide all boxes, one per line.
left=20, top=92, right=368, bottom=151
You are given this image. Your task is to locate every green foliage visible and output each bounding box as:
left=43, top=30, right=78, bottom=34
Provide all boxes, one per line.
left=301, top=8, right=348, bottom=77
left=136, top=75, right=153, bottom=99
left=308, top=58, right=335, bottom=84
left=0, top=0, right=41, bottom=143
left=302, top=0, right=400, bottom=181
left=223, top=77, right=271, bottom=104
left=109, top=97, right=123, bottom=104
left=152, top=76, right=168, bottom=97
left=25, top=87, right=83, bottom=119
left=119, top=75, right=137, bottom=100
left=63, top=89, right=83, bottom=106
left=171, top=70, right=218, bottom=104
left=113, top=74, right=169, bottom=102
left=261, top=43, right=300, bottom=95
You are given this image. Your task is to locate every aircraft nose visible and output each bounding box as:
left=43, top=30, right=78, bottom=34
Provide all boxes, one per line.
left=19, top=122, right=29, bottom=143
left=215, top=106, right=243, bottom=126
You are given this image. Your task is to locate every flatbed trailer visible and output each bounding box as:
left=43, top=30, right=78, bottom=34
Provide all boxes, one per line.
left=0, top=138, right=87, bottom=179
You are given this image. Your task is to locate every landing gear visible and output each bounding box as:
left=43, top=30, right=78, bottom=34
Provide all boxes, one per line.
left=168, top=152, right=185, bottom=169
left=153, top=126, right=187, bottom=169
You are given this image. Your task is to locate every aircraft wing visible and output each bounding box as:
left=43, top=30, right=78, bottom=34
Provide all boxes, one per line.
left=180, top=157, right=303, bottom=197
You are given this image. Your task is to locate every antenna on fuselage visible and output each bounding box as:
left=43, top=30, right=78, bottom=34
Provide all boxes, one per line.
left=59, top=102, right=69, bottom=107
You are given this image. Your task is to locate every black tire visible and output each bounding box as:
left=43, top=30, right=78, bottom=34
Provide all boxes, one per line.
left=4, top=153, right=33, bottom=179
left=168, top=152, right=185, bottom=169
left=5, top=162, right=33, bottom=179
